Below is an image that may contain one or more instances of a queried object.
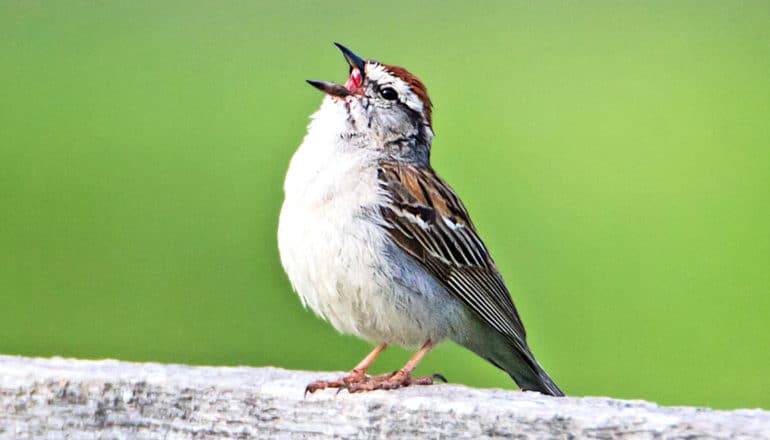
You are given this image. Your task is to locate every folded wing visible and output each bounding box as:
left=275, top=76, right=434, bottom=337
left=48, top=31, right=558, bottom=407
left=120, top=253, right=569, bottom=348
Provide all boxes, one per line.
left=377, top=162, right=529, bottom=347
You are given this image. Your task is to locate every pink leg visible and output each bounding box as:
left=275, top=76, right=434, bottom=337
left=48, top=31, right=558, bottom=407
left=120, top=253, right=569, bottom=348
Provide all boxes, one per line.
left=347, top=340, right=445, bottom=393
left=305, top=343, right=388, bottom=395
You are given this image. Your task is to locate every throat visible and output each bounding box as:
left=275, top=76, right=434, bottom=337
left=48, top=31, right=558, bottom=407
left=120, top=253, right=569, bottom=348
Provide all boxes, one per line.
left=383, top=135, right=430, bottom=166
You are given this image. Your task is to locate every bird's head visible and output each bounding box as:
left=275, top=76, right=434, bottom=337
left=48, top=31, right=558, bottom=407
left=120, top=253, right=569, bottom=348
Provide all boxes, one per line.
left=307, top=43, right=434, bottom=162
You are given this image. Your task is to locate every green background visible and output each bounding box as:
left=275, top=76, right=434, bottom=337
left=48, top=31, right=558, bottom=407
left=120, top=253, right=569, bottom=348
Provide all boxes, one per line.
left=1, top=1, right=768, bottom=410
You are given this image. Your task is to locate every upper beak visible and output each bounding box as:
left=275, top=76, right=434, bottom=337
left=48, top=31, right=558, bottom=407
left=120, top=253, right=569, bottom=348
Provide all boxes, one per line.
left=334, top=42, right=366, bottom=72
left=306, top=43, right=366, bottom=98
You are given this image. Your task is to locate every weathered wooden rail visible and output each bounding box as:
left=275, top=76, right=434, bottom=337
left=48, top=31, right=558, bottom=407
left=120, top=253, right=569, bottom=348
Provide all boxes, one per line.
left=1, top=355, right=768, bottom=439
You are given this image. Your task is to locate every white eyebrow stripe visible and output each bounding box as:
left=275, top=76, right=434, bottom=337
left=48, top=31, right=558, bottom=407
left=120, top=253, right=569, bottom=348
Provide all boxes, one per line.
left=365, top=62, right=424, bottom=115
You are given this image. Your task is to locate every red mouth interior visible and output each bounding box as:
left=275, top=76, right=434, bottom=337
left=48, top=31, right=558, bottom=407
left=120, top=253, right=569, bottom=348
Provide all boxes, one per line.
left=344, top=68, right=362, bottom=92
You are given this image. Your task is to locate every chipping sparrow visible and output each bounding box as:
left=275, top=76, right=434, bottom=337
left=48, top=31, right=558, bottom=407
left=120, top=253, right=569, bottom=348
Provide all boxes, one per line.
left=278, top=43, right=563, bottom=396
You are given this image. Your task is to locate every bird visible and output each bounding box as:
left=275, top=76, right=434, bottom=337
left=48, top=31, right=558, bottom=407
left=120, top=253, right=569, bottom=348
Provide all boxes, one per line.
left=277, top=43, right=564, bottom=396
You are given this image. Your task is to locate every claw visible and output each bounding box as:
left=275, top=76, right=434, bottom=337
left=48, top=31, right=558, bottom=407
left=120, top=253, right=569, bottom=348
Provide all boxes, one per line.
left=304, top=340, right=441, bottom=394
left=304, top=381, right=326, bottom=396
left=304, top=373, right=368, bottom=396
left=432, top=373, right=448, bottom=383
left=344, top=371, right=440, bottom=392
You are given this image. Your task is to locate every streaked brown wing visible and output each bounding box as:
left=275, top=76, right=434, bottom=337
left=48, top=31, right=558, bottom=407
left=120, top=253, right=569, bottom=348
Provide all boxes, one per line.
left=377, top=162, right=527, bottom=341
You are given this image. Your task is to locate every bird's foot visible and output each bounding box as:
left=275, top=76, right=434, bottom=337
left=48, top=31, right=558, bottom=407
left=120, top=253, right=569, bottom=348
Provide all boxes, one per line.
left=345, top=370, right=447, bottom=393
left=304, top=369, right=368, bottom=396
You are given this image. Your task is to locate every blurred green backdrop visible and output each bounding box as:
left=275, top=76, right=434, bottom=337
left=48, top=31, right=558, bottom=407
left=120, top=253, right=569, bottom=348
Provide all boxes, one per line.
left=1, top=1, right=768, bottom=410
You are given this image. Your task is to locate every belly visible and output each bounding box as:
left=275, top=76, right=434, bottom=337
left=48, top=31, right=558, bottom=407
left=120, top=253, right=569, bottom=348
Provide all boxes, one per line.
left=278, top=198, right=464, bottom=347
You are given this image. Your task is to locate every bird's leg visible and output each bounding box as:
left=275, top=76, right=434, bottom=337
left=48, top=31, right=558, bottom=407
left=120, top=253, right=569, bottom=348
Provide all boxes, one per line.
left=305, top=343, right=387, bottom=395
left=347, top=339, right=444, bottom=392
left=346, top=342, right=389, bottom=382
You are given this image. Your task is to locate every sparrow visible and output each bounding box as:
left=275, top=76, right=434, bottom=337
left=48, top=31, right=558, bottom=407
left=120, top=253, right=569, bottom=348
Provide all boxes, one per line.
left=278, top=43, right=563, bottom=396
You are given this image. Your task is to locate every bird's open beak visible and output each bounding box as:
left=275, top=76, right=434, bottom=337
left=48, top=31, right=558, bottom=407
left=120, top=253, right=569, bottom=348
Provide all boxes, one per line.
left=307, top=43, right=366, bottom=98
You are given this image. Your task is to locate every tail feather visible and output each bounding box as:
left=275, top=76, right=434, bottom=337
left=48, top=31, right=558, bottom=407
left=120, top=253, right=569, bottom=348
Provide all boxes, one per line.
left=458, top=324, right=564, bottom=397
left=509, top=355, right=564, bottom=397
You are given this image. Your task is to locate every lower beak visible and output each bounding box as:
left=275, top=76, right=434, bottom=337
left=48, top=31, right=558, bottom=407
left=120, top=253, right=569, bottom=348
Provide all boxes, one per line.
left=306, top=80, right=350, bottom=98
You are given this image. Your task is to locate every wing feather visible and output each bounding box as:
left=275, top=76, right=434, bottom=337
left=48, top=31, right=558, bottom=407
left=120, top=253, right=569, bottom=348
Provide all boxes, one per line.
left=377, top=162, right=527, bottom=341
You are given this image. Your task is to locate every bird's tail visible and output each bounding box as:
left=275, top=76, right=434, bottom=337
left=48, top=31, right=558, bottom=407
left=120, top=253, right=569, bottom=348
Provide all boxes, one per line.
left=457, top=325, right=564, bottom=397
left=505, top=351, right=564, bottom=397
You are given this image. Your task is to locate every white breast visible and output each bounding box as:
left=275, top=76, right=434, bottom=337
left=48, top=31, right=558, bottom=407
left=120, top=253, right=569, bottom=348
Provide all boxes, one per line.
left=277, top=98, right=466, bottom=347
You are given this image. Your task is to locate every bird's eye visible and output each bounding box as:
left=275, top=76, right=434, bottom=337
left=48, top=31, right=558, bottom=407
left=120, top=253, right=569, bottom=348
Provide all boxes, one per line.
left=379, top=87, right=398, bottom=101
